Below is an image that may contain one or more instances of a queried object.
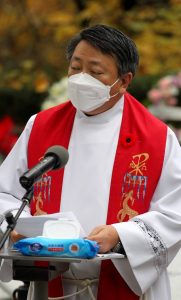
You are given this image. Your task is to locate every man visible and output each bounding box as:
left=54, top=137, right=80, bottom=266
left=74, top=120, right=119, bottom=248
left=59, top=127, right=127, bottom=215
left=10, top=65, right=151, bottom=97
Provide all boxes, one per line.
left=0, top=24, right=181, bottom=300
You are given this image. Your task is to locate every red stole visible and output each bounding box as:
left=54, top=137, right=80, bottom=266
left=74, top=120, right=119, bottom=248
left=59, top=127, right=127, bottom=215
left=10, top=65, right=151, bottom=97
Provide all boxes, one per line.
left=28, top=93, right=167, bottom=299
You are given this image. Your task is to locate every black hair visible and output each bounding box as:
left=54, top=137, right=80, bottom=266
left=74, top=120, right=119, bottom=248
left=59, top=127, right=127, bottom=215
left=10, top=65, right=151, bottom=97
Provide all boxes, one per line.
left=66, top=24, right=139, bottom=77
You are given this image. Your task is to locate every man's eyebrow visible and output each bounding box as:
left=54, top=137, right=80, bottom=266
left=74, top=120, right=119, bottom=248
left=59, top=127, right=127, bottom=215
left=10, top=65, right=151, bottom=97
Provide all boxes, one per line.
left=71, top=56, right=102, bottom=66
left=71, top=56, right=81, bottom=62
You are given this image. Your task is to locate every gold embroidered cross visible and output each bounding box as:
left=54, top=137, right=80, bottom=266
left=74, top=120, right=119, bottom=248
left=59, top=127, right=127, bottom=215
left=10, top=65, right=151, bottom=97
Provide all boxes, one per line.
left=129, top=153, right=149, bottom=176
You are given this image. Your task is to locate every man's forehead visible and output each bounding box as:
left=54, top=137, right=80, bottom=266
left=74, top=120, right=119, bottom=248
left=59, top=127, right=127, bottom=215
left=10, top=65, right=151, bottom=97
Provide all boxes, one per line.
left=71, top=40, right=109, bottom=63
left=70, top=40, right=118, bottom=70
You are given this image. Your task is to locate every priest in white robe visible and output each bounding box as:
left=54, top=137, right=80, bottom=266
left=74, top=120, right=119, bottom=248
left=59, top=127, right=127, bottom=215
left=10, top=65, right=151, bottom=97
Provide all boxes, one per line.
left=0, top=24, right=181, bottom=300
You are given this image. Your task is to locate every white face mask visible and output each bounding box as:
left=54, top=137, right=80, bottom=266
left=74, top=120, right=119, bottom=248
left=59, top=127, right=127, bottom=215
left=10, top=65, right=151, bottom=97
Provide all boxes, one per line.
left=68, top=73, right=120, bottom=112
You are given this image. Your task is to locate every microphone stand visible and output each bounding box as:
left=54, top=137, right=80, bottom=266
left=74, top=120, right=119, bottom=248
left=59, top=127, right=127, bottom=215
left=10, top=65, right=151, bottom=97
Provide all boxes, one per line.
left=0, top=187, right=69, bottom=300
left=0, top=188, right=33, bottom=250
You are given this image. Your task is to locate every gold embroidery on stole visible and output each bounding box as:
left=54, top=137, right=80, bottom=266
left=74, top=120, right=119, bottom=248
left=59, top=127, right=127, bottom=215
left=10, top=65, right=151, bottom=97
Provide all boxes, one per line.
left=33, top=191, right=47, bottom=216
left=117, top=190, right=138, bottom=222
left=32, top=167, right=51, bottom=215
left=117, top=153, right=149, bottom=222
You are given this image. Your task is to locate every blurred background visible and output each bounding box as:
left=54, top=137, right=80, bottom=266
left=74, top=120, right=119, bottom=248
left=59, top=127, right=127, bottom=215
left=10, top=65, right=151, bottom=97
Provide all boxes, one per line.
left=0, top=0, right=181, bottom=299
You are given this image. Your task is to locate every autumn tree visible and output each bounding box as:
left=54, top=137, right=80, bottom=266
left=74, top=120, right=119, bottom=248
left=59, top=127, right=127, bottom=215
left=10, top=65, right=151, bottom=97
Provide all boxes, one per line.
left=0, top=0, right=180, bottom=91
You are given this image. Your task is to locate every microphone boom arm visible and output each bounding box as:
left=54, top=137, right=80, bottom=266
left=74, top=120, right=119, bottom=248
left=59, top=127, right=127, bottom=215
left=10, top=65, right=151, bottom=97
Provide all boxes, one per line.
left=0, top=188, right=33, bottom=250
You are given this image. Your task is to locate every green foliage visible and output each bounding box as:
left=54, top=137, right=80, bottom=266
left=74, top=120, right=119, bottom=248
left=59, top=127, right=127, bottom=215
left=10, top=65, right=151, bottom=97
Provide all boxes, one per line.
left=0, top=88, right=47, bottom=124
left=128, top=74, right=160, bottom=105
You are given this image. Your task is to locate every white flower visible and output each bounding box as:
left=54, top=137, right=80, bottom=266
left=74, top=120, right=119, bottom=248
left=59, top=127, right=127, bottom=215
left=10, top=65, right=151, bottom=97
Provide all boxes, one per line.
left=41, top=77, right=68, bottom=110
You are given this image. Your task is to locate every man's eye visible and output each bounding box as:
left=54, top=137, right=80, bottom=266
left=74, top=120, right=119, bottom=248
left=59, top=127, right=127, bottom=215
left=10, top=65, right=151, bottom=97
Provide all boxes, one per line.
left=71, top=66, right=81, bottom=71
left=91, top=71, right=103, bottom=75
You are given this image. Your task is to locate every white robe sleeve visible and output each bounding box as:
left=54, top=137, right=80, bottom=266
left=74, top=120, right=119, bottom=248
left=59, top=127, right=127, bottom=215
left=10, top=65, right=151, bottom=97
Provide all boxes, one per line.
left=0, top=115, right=36, bottom=229
left=112, top=127, right=181, bottom=297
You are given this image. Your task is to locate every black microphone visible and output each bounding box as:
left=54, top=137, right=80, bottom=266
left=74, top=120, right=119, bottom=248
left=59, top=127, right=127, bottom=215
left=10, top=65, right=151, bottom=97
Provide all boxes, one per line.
left=19, top=145, right=69, bottom=189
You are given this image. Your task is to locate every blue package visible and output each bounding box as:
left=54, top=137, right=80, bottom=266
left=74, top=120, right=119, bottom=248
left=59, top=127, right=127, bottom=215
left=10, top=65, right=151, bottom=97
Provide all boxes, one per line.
left=13, top=237, right=99, bottom=259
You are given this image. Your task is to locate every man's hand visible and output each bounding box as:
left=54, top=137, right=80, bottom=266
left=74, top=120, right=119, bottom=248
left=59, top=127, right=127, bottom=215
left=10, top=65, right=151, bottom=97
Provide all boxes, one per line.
left=10, top=230, right=25, bottom=243
left=87, top=225, right=120, bottom=253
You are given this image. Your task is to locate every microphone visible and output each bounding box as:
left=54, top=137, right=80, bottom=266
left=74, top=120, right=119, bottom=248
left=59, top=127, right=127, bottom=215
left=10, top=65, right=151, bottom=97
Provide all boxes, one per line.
left=19, top=145, right=69, bottom=189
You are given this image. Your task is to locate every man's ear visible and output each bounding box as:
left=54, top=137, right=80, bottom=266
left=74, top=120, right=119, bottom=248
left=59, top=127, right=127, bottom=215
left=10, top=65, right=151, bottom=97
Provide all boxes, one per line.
left=119, top=72, right=133, bottom=93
